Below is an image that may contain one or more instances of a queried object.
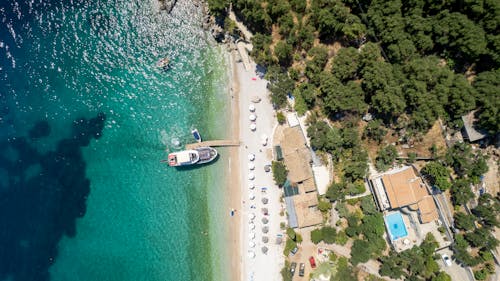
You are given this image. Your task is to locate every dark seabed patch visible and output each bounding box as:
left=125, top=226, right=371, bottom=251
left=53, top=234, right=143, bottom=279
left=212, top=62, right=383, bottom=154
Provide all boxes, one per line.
left=0, top=113, right=105, bottom=281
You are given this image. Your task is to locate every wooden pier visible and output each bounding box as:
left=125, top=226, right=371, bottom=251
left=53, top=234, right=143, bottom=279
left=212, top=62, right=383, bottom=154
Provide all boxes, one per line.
left=185, top=140, right=240, bottom=149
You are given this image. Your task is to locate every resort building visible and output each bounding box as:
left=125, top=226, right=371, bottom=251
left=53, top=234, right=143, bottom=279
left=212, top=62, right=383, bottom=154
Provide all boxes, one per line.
left=370, top=166, right=438, bottom=223
left=277, top=125, right=323, bottom=229
left=369, top=166, right=446, bottom=251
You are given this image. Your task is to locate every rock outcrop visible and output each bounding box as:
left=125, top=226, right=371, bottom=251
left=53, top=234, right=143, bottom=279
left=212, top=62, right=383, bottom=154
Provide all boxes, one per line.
left=158, top=0, right=177, bottom=13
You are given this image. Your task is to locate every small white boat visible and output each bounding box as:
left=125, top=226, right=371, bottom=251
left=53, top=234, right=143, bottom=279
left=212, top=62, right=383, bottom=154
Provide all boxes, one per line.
left=166, top=147, right=217, bottom=167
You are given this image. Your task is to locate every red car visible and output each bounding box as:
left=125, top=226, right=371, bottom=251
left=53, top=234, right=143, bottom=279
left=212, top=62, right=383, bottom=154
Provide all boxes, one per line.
left=309, top=256, right=316, bottom=268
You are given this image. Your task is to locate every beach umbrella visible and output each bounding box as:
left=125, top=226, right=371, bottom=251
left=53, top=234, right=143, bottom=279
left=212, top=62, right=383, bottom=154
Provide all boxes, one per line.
left=275, top=236, right=283, bottom=244
left=249, top=232, right=255, bottom=239
left=262, top=226, right=269, bottom=233
left=249, top=193, right=255, bottom=200
left=249, top=223, right=255, bottom=230
left=261, top=246, right=268, bottom=254
left=247, top=153, right=255, bottom=161
left=262, top=217, right=269, bottom=224
left=248, top=213, right=256, bottom=220
left=262, top=236, right=269, bottom=243
left=250, top=123, right=256, bottom=131
left=261, top=197, right=269, bottom=204
left=249, top=104, right=255, bottom=112
left=249, top=241, right=256, bottom=248
left=248, top=162, right=255, bottom=170
left=247, top=251, right=255, bottom=259
left=248, top=173, right=255, bottom=180
left=249, top=184, right=255, bottom=190
left=249, top=114, right=257, bottom=121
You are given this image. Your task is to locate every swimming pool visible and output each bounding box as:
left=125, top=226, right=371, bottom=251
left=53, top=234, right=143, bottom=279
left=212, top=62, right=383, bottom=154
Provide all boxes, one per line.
left=384, top=212, right=408, bottom=240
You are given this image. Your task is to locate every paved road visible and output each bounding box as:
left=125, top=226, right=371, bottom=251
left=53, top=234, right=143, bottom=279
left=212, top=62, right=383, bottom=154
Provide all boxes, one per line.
left=436, top=248, right=473, bottom=281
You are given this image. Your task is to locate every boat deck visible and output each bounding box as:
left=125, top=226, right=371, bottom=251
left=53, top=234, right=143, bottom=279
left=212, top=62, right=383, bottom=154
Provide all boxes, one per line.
left=185, top=140, right=240, bottom=149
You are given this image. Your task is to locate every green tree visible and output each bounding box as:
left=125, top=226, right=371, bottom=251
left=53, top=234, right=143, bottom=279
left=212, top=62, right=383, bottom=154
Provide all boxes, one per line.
left=274, top=40, right=293, bottom=66
left=434, top=11, right=487, bottom=61
left=454, top=212, right=476, bottom=231
left=363, top=120, right=387, bottom=144
left=311, top=228, right=324, bottom=244
left=351, top=239, right=371, bottom=265
left=359, top=42, right=382, bottom=70
left=421, top=161, right=452, bottom=190
left=332, top=47, right=360, bottom=81
left=305, top=46, right=329, bottom=85
left=361, top=196, right=378, bottom=215
left=473, top=69, right=500, bottom=134
left=322, top=226, right=337, bottom=244
left=375, top=145, right=398, bottom=171
left=451, top=178, right=474, bottom=206
left=266, top=66, right=294, bottom=108
left=207, top=0, right=229, bottom=17
left=293, top=91, right=308, bottom=116
left=272, top=161, right=288, bottom=186
left=453, top=234, right=481, bottom=266
left=432, top=271, right=452, bottom=281
left=321, top=75, right=367, bottom=116
left=473, top=193, right=500, bottom=228
left=465, top=227, right=499, bottom=250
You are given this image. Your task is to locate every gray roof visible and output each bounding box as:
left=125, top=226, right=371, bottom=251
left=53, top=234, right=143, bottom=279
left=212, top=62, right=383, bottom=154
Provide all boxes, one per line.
left=285, top=196, right=298, bottom=228
left=462, top=111, right=487, bottom=142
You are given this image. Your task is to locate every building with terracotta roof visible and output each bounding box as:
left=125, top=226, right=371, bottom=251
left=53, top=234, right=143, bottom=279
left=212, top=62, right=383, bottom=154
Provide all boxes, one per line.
left=371, top=166, right=438, bottom=223
left=278, top=126, right=322, bottom=228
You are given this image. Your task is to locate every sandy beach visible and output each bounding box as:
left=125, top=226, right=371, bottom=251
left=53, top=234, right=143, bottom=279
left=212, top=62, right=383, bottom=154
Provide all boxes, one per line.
left=225, top=45, right=284, bottom=281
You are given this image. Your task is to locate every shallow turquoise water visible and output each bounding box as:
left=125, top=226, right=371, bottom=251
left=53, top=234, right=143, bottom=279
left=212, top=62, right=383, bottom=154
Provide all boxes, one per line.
left=0, top=1, right=230, bottom=280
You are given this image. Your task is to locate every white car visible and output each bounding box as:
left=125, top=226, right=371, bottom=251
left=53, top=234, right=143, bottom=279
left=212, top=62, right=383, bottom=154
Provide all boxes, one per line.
left=441, top=253, right=452, bottom=266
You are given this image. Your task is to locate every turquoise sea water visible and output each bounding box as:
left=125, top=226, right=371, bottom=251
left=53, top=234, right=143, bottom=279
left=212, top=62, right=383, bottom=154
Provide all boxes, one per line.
left=0, top=1, right=231, bottom=280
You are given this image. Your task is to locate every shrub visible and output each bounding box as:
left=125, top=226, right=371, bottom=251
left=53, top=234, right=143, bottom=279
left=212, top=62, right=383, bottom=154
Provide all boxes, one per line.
left=335, top=202, right=349, bottom=218
left=286, top=227, right=296, bottom=240
left=318, top=200, right=332, bottom=213
left=281, top=261, right=292, bottom=281
left=277, top=111, right=286, bottom=124
left=336, top=230, right=348, bottom=245
left=283, top=238, right=297, bottom=256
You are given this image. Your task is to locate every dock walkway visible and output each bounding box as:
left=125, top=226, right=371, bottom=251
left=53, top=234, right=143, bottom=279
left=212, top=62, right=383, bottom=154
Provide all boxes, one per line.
left=186, top=140, right=240, bottom=149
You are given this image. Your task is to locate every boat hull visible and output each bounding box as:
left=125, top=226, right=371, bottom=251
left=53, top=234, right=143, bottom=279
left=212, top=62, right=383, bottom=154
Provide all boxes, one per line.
left=166, top=147, right=217, bottom=167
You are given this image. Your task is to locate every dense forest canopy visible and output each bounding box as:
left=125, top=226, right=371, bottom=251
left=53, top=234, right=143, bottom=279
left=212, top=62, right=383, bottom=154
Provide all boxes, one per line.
left=208, top=0, right=500, bottom=137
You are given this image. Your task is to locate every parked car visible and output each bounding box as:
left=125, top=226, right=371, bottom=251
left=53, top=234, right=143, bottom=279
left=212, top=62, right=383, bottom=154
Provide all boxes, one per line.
left=309, top=256, right=316, bottom=268
left=290, top=262, right=297, bottom=276
left=441, top=253, right=452, bottom=266
left=290, top=246, right=298, bottom=256
left=299, top=263, right=305, bottom=277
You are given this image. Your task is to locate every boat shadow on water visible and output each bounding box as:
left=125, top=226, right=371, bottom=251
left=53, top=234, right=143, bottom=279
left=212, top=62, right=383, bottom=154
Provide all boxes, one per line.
left=172, top=153, right=220, bottom=171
